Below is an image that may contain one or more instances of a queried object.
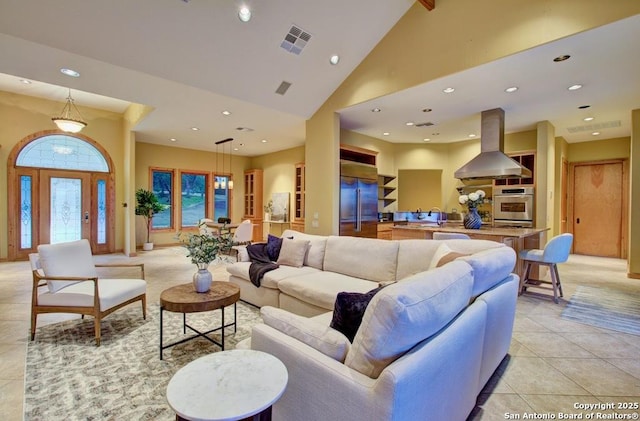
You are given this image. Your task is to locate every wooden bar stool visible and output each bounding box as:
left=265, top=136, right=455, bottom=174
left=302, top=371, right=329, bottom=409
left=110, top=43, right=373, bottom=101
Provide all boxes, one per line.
left=519, top=233, right=573, bottom=303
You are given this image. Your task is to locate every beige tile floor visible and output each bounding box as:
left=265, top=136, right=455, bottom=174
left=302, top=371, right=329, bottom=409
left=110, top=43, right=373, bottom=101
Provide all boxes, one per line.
left=1, top=249, right=639, bottom=420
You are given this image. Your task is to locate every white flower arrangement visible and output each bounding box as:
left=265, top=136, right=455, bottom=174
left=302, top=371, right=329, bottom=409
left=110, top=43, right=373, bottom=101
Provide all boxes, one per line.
left=458, top=189, right=487, bottom=209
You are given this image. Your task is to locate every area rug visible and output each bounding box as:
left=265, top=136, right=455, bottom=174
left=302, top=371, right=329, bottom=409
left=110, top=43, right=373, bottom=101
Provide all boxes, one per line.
left=24, top=302, right=262, bottom=421
left=561, top=285, right=640, bottom=335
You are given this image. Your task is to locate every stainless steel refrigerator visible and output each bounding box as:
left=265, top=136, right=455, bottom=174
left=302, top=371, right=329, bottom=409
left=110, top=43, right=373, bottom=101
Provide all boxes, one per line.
left=340, top=162, right=378, bottom=238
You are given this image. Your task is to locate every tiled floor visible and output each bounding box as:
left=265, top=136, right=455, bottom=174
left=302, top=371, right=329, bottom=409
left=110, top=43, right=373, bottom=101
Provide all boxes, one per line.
left=1, top=250, right=639, bottom=420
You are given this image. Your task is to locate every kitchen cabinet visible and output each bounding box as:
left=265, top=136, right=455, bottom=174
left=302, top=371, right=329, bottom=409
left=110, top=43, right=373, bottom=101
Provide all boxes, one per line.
left=243, top=169, right=263, bottom=242
left=293, top=162, right=305, bottom=232
left=377, top=222, right=393, bottom=240
left=378, top=174, right=396, bottom=209
left=494, top=152, right=535, bottom=186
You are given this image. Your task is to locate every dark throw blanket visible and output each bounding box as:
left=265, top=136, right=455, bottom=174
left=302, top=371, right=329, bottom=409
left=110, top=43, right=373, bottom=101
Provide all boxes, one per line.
left=247, top=243, right=279, bottom=287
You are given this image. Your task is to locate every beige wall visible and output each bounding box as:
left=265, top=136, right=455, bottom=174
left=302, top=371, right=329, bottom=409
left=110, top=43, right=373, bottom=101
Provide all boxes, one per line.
left=134, top=142, right=250, bottom=246
left=630, top=110, right=640, bottom=276
left=568, top=137, right=630, bottom=162
left=397, top=169, right=442, bottom=211
left=250, top=146, right=305, bottom=223
left=0, top=91, right=126, bottom=259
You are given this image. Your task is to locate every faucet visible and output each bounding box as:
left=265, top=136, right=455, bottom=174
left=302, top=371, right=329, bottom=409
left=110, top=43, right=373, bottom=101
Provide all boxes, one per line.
left=416, top=208, right=425, bottom=220
left=428, top=207, right=445, bottom=226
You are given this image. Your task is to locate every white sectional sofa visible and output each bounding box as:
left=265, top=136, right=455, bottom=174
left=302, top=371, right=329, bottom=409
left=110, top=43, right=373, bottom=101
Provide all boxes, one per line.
left=227, top=229, right=518, bottom=421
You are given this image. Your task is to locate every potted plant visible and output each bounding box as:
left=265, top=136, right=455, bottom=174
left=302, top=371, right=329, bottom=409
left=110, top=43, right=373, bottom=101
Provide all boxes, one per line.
left=177, top=230, right=233, bottom=292
left=135, top=188, right=166, bottom=251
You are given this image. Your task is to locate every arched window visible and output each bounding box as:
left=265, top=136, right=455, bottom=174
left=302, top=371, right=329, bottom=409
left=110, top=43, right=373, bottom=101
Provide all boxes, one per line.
left=16, top=134, right=109, bottom=172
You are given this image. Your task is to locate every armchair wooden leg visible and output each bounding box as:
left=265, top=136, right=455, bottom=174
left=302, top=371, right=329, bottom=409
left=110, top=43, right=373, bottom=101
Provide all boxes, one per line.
left=142, top=295, right=147, bottom=320
left=95, top=316, right=101, bottom=346
left=31, top=312, right=37, bottom=341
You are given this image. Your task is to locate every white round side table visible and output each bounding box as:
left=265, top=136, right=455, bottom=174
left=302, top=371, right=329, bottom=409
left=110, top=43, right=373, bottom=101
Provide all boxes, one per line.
left=166, top=349, right=288, bottom=421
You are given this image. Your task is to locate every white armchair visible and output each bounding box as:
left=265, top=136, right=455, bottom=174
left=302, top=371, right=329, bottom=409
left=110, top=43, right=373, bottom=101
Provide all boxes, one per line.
left=29, top=239, right=147, bottom=346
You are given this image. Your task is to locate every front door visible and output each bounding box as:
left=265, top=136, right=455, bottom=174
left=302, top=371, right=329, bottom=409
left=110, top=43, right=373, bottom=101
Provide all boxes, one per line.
left=40, top=170, right=92, bottom=244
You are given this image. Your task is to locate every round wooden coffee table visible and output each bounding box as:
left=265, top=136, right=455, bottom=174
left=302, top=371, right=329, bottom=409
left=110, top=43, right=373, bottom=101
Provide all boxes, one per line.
left=159, top=281, right=240, bottom=360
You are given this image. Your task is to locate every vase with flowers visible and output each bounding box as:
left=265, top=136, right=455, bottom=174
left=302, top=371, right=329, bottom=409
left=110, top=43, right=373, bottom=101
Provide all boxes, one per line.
left=177, top=230, right=232, bottom=292
left=458, top=190, right=486, bottom=229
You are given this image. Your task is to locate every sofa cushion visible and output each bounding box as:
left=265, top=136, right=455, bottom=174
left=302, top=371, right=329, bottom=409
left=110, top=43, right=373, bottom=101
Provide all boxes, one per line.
left=38, top=240, right=98, bottom=293
left=459, top=246, right=516, bottom=297
left=37, top=278, right=146, bottom=310
left=330, top=285, right=385, bottom=342
left=261, top=306, right=351, bottom=362
left=395, top=240, right=442, bottom=280
left=282, top=229, right=328, bottom=270
left=344, top=260, right=474, bottom=378
left=323, top=236, right=399, bottom=283
left=278, top=271, right=378, bottom=311
left=428, top=243, right=453, bottom=269
left=277, top=238, right=310, bottom=268
left=228, top=262, right=320, bottom=290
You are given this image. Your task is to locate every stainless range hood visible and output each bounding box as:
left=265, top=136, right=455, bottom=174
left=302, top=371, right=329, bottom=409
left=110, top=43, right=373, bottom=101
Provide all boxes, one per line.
left=454, top=108, right=532, bottom=180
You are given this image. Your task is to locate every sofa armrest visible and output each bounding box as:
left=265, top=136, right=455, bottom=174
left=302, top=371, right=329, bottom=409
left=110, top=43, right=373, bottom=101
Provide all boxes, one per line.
left=95, top=263, right=145, bottom=279
left=251, top=299, right=488, bottom=421
left=251, top=323, right=384, bottom=421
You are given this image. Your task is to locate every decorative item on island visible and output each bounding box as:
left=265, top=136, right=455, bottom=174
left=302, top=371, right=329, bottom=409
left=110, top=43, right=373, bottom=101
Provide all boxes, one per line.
left=459, top=190, right=486, bottom=229
left=177, top=228, right=233, bottom=293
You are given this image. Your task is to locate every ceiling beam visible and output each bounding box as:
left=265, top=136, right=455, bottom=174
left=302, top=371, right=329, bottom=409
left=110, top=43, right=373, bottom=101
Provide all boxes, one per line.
left=417, top=0, right=435, bottom=11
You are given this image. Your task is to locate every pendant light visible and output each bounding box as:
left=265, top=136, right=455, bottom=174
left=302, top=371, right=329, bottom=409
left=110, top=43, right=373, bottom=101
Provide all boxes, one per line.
left=228, top=139, right=234, bottom=190
left=215, top=138, right=234, bottom=190
left=214, top=143, right=220, bottom=189
left=52, top=89, right=87, bottom=133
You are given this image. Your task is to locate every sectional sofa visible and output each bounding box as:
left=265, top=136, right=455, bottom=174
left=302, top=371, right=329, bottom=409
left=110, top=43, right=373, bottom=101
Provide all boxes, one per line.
left=227, top=229, right=518, bottom=421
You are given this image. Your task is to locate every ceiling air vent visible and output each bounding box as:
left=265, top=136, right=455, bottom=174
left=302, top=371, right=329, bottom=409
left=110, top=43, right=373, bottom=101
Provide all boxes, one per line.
left=275, top=81, right=292, bottom=96
left=280, top=25, right=312, bottom=55
left=566, top=120, right=621, bottom=133
left=415, top=122, right=435, bottom=127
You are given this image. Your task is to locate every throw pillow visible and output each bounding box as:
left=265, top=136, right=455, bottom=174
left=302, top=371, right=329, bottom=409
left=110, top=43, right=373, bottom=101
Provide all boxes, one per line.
left=276, top=238, right=310, bottom=268
left=330, top=285, right=386, bottom=342
left=261, top=306, right=351, bottom=362
left=265, top=234, right=283, bottom=262
left=436, top=251, right=470, bottom=267
left=428, top=243, right=452, bottom=269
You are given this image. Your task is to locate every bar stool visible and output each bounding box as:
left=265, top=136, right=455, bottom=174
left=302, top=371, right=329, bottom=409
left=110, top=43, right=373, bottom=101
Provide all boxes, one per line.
left=519, top=233, right=573, bottom=303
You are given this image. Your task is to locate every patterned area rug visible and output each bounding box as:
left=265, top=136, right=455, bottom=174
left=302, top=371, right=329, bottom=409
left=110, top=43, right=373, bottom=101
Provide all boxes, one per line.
left=561, top=285, right=640, bottom=335
left=25, top=302, right=262, bottom=421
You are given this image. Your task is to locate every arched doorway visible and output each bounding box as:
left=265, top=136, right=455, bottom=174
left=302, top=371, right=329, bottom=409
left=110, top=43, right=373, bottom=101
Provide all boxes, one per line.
left=7, top=130, right=116, bottom=260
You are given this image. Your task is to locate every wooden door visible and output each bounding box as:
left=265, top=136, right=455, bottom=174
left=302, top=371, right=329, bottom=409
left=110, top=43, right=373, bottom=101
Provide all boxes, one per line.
left=572, top=162, right=623, bottom=257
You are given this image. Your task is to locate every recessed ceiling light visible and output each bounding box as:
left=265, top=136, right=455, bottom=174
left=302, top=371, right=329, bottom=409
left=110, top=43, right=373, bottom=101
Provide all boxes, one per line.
left=60, top=68, right=80, bottom=77
left=170, top=138, right=177, bottom=142
left=329, top=55, right=340, bottom=65
left=578, top=105, right=591, bottom=109
left=238, top=6, right=251, bottom=22
left=505, top=86, right=518, bottom=93
left=553, top=55, right=571, bottom=62
left=383, top=132, right=390, bottom=136
left=432, top=132, right=440, bottom=136
left=583, top=117, right=594, bottom=122
left=222, top=110, right=231, bottom=116
left=442, top=87, right=455, bottom=94
left=261, top=139, right=268, bottom=143
left=191, top=127, right=199, bottom=131
left=468, top=134, right=476, bottom=138
left=19, top=79, right=32, bottom=84
left=423, top=138, right=431, bottom=142
left=236, top=127, right=254, bottom=132
left=406, top=122, right=414, bottom=126
left=371, top=108, right=381, bottom=113
left=233, top=147, right=239, bottom=151
left=568, top=84, right=583, bottom=91
left=422, top=108, right=432, bottom=113
left=592, top=132, right=600, bottom=136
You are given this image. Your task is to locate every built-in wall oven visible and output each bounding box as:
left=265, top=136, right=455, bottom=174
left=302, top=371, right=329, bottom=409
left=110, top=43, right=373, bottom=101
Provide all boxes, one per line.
left=493, top=187, right=535, bottom=227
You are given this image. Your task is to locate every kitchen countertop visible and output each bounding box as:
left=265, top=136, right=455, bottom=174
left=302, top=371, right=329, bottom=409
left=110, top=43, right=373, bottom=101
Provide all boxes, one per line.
left=392, top=223, right=548, bottom=239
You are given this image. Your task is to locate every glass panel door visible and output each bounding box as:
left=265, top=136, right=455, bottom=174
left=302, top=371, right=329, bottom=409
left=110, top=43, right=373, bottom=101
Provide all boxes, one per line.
left=40, top=170, right=91, bottom=244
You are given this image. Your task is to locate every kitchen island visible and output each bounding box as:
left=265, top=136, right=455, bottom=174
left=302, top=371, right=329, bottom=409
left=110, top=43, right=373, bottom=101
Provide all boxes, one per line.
left=392, top=224, right=548, bottom=278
